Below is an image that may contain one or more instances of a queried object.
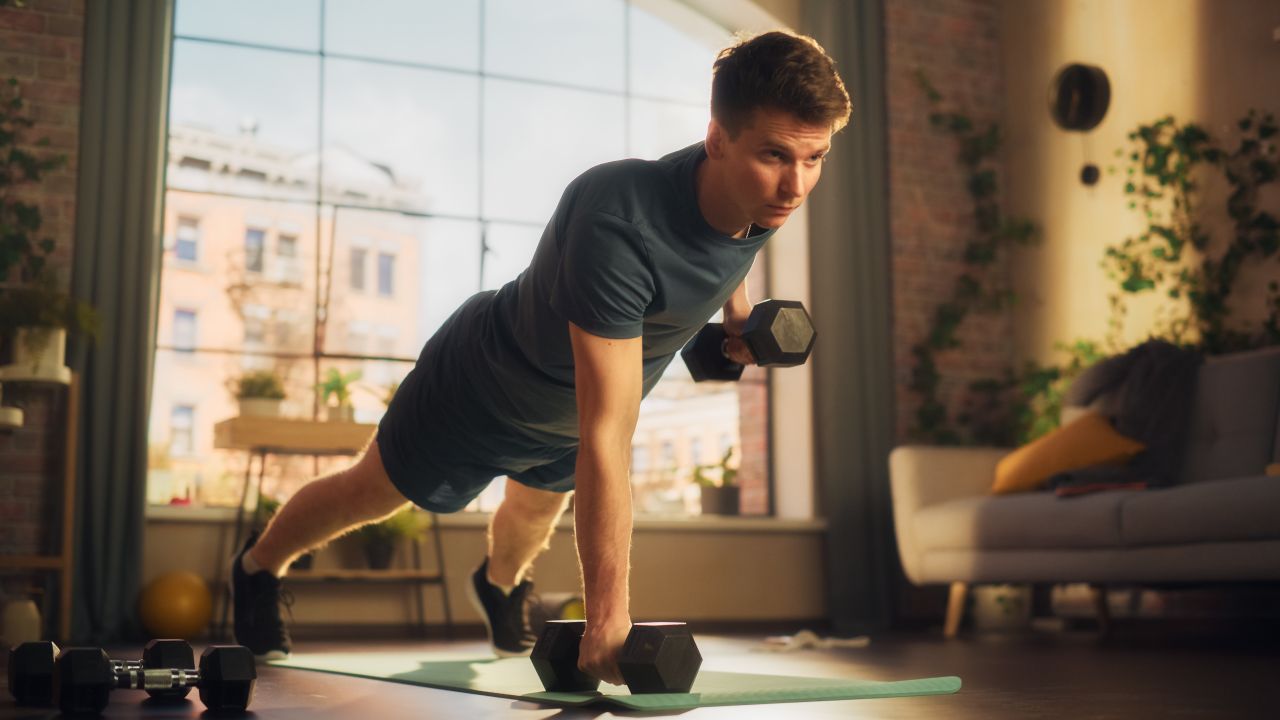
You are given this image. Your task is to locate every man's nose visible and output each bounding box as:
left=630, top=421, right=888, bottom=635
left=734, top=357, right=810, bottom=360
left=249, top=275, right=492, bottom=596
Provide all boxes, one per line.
left=779, top=163, right=803, bottom=200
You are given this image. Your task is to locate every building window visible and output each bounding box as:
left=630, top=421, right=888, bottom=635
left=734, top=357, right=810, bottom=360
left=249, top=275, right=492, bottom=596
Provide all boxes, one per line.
left=170, top=404, right=195, bottom=456
left=690, top=437, right=703, bottom=466
left=660, top=440, right=675, bottom=470
left=350, top=247, right=366, bottom=291
left=277, top=233, right=299, bottom=283
left=176, top=216, right=200, bottom=262
left=245, top=227, right=266, bottom=273
left=173, top=309, right=197, bottom=352
left=377, top=252, right=395, bottom=297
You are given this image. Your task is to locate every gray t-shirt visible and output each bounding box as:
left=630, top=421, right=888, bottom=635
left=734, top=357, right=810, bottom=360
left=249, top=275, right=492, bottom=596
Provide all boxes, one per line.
left=441, top=142, right=773, bottom=448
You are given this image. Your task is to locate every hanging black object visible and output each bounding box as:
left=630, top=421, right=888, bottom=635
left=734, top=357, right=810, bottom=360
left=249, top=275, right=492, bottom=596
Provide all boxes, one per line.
left=1049, top=63, right=1110, bottom=131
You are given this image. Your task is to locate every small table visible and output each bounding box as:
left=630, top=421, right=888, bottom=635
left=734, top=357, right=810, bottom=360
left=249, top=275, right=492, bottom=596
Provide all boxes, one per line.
left=211, top=415, right=452, bottom=640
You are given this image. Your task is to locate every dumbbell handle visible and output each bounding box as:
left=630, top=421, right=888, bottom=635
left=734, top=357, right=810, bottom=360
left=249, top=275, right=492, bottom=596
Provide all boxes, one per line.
left=113, top=667, right=201, bottom=692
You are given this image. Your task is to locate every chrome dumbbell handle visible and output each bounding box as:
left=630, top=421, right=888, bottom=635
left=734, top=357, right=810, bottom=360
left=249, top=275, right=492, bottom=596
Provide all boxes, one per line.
left=113, top=667, right=201, bottom=692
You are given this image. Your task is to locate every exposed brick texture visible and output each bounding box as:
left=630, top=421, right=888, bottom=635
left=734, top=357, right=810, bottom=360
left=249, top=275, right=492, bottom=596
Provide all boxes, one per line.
left=0, top=1, right=85, bottom=579
left=885, top=0, right=1012, bottom=443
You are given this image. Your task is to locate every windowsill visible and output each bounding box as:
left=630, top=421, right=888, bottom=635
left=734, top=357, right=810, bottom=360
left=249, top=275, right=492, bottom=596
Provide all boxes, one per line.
left=144, top=504, right=826, bottom=533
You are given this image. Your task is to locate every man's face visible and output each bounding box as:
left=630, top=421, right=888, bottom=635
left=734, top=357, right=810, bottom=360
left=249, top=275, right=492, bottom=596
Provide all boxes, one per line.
left=713, top=108, right=832, bottom=230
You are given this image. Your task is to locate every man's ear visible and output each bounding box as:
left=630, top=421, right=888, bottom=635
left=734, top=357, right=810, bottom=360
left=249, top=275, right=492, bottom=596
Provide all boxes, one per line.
left=705, top=119, right=725, bottom=160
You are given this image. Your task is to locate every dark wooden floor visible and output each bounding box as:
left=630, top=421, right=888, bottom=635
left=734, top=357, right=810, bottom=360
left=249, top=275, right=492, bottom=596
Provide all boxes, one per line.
left=3, top=627, right=1277, bottom=719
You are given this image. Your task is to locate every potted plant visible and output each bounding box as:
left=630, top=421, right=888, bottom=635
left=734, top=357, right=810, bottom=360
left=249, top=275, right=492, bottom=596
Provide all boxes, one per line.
left=0, top=78, right=96, bottom=383
left=232, top=369, right=286, bottom=417
left=695, top=446, right=740, bottom=516
left=352, top=506, right=430, bottom=569
left=316, top=367, right=361, bottom=422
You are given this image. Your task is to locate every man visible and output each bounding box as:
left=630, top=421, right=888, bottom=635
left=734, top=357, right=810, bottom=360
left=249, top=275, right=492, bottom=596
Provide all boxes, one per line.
left=232, top=29, right=850, bottom=686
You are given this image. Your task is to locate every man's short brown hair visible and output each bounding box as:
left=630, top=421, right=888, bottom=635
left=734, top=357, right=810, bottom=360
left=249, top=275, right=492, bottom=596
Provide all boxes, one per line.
left=711, top=30, right=851, bottom=137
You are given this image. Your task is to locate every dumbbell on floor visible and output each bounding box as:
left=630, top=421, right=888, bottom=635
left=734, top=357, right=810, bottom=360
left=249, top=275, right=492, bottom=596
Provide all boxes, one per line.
left=681, top=299, right=816, bottom=382
left=53, top=644, right=256, bottom=715
left=531, top=620, right=702, bottom=694
left=8, top=639, right=196, bottom=707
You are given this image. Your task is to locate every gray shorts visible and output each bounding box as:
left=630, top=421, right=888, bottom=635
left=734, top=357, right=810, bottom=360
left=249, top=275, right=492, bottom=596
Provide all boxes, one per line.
left=375, top=298, right=578, bottom=513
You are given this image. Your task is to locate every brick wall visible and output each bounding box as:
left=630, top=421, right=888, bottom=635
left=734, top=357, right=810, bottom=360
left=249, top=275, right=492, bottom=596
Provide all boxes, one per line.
left=884, top=0, right=1011, bottom=444
left=736, top=254, right=769, bottom=515
left=0, top=0, right=86, bottom=569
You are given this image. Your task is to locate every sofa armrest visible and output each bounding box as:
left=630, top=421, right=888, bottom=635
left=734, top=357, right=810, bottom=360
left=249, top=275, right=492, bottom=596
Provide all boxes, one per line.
left=889, top=445, right=1011, bottom=584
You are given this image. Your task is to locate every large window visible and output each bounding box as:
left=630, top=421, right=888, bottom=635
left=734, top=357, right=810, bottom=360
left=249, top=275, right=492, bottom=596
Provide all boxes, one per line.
left=150, top=0, right=768, bottom=516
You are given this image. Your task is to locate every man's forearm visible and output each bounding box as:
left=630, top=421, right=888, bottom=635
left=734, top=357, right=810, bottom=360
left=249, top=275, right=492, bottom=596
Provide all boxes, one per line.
left=573, top=442, right=633, bottom=624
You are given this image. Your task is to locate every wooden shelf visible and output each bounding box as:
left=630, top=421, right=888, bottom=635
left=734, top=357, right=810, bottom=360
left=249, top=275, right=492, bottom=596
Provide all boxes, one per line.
left=213, top=416, right=376, bottom=455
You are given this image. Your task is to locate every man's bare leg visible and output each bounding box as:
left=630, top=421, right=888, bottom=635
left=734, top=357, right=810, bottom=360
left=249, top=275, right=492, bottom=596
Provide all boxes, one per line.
left=486, top=478, right=572, bottom=587
left=247, top=439, right=410, bottom=577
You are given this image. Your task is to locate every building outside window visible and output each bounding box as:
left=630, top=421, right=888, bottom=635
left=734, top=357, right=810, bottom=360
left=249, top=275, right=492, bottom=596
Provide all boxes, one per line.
left=151, top=0, right=770, bottom=515
left=245, top=227, right=266, bottom=273
left=175, top=216, right=200, bottom=261
left=170, top=404, right=195, bottom=456
left=350, top=247, right=366, bottom=291
left=377, top=252, right=395, bottom=297
left=172, top=309, right=197, bottom=352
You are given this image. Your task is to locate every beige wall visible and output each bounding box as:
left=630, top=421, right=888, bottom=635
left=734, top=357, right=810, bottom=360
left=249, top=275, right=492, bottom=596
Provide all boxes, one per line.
left=1001, top=0, right=1280, bottom=363
left=143, top=514, right=826, bottom=631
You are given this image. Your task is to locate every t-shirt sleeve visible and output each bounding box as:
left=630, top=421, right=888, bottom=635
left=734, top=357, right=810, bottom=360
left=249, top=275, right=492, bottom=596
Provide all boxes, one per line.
left=549, top=210, right=654, bottom=339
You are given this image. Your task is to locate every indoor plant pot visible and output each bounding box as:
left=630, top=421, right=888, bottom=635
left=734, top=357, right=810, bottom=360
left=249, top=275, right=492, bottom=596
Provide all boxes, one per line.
left=699, top=484, right=740, bottom=515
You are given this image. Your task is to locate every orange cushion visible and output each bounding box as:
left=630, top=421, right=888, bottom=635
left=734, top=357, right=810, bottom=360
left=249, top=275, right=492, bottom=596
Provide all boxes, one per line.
left=992, top=411, right=1147, bottom=494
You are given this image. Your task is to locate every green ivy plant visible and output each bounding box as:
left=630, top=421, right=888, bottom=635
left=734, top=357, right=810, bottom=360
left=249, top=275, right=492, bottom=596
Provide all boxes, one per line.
left=0, top=76, right=97, bottom=355
left=908, top=71, right=1040, bottom=445
left=231, top=369, right=287, bottom=400
left=1104, top=111, right=1279, bottom=353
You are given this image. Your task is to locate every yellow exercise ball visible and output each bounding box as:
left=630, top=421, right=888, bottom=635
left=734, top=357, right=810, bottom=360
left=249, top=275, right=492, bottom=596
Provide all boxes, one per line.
left=139, top=571, right=213, bottom=640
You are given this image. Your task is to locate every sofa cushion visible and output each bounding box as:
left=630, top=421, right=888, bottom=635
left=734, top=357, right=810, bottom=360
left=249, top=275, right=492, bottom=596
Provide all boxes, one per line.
left=1179, top=347, right=1280, bottom=484
left=992, top=411, right=1146, bottom=494
left=914, top=490, right=1142, bottom=551
left=1120, top=474, right=1280, bottom=546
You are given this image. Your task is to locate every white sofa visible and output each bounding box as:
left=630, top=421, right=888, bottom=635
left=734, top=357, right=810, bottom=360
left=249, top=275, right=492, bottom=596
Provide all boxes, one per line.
left=890, top=346, right=1280, bottom=636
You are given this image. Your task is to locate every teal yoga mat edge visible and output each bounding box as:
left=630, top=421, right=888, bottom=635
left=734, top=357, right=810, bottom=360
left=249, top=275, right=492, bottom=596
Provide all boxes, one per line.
left=529, top=675, right=964, bottom=710
left=271, top=658, right=961, bottom=710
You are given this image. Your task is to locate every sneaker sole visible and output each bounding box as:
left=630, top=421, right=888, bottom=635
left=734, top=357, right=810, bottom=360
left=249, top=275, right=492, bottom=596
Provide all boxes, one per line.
left=465, top=574, right=534, bottom=659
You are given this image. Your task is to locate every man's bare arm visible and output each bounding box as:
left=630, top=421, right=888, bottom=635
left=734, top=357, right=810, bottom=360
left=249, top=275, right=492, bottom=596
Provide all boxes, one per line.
left=568, top=322, right=642, bottom=684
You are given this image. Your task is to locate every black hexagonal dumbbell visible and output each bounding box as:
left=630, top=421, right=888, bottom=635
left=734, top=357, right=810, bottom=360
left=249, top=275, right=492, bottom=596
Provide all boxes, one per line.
left=681, top=299, right=816, bottom=382
left=531, top=620, right=702, bottom=694
left=52, top=645, right=256, bottom=715
left=7, top=639, right=195, bottom=707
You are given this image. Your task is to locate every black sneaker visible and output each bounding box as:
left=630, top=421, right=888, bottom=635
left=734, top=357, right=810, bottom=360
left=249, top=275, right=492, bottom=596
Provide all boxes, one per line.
left=232, top=532, right=293, bottom=661
left=467, top=558, right=537, bottom=657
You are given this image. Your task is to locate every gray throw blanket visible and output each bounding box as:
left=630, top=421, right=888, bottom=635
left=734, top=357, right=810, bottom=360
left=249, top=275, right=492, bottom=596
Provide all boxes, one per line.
left=1048, top=339, right=1203, bottom=496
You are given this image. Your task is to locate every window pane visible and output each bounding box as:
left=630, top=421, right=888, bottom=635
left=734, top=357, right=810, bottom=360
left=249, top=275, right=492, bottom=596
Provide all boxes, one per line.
left=170, top=405, right=195, bottom=456
left=484, top=0, right=624, bottom=91
left=170, top=40, right=320, bottom=167
left=324, top=0, right=480, bottom=71
left=245, top=228, right=265, bottom=273
left=377, top=252, right=395, bottom=297
left=173, top=310, right=197, bottom=351
left=629, top=98, right=709, bottom=160
left=482, top=223, right=540, bottom=290
left=327, top=207, right=482, bottom=355
left=484, top=79, right=625, bottom=223
left=175, top=0, right=320, bottom=52
left=350, top=247, right=367, bottom=291
left=629, top=0, right=727, bottom=104
left=160, top=192, right=318, bottom=356
left=323, top=58, right=479, bottom=216
left=175, top=217, right=200, bottom=262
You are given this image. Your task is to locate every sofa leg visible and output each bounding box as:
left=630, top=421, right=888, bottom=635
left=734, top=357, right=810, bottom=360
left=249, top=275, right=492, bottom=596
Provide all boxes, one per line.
left=945, top=581, right=968, bottom=639
left=1092, top=584, right=1111, bottom=637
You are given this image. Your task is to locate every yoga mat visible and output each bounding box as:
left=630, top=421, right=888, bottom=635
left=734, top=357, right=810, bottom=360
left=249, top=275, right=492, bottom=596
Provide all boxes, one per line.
left=272, top=650, right=961, bottom=710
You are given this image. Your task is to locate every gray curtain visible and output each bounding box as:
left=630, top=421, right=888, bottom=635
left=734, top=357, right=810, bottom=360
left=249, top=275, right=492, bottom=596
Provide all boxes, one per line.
left=70, top=0, right=174, bottom=643
left=802, top=0, right=898, bottom=635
